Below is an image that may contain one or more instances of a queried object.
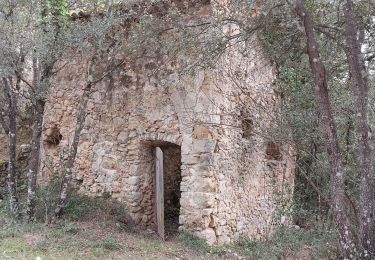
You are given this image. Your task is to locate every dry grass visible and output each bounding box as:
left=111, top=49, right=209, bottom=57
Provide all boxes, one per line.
left=0, top=218, right=240, bottom=260
left=0, top=193, right=244, bottom=260
left=0, top=181, right=339, bottom=260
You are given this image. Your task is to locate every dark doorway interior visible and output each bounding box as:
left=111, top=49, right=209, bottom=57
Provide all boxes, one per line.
left=161, top=144, right=182, bottom=238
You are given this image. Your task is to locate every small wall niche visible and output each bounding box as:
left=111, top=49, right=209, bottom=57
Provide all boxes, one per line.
left=265, top=141, right=282, bottom=161
left=45, top=125, right=63, bottom=146
left=242, top=118, right=254, bottom=139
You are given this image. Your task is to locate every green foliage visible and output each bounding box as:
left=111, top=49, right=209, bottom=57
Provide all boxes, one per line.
left=178, top=231, right=228, bottom=255
left=66, top=0, right=109, bottom=13
left=63, top=195, right=101, bottom=221
left=90, top=235, right=120, bottom=251
left=34, top=175, right=61, bottom=222
left=101, top=236, right=120, bottom=250
left=28, top=174, right=128, bottom=224
left=0, top=212, right=45, bottom=240
left=0, top=189, right=339, bottom=259
left=238, top=226, right=340, bottom=259
left=40, top=0, right=69, bottom=23
left=62, top=222, right=80, bottom=234
left=258, top=3, right=331, bottom=223
left=35, top=237, right=50, bottom=251
left=256, top=0, right=374, bottom=227
left=178, top=231, right=209, bottom=253
left=63, top=193, right=128, bottom=222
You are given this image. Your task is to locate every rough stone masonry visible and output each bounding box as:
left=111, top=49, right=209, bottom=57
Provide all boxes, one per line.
left=39, top=2, right=295, bottom=245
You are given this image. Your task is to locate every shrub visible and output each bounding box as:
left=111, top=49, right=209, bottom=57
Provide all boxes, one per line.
left=238, top=225, right=340, bottom=259
left=62, top=222, right=80, bottom=234
left=34, top=176, right=62, bottom=223
left=101, top=235, right=120, bottom=250
left=63, top=195, right=101, bottom=221
left=63, top=193, right=128, bottom=222
left=35, top=238, right=49, bottom=251
left=90, top=235, right=120, bottom=250
left=178, top=231, right=228, bottom=255
left=178, top=231, right=209, bottom=253
left=32, top=177, right=129, bottom=224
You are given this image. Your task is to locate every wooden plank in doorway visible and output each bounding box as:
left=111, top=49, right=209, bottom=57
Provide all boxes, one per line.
left=155, top=147, right=165, bottom=240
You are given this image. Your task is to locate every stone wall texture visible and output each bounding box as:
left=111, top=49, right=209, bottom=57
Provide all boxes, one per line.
left=39, top=15, right=295, bottom=244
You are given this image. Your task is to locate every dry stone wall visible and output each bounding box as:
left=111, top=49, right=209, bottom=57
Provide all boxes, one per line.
left=40, top=30, right=295, bottom=244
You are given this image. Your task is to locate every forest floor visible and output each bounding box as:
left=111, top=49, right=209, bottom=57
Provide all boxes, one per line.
left=0, top=219, right=241, bottom=260
left=0, top=210, right=245, bottom=259
left=0, top=191, right=340, bottom=260
left=0, top=193, right=246, bottom=260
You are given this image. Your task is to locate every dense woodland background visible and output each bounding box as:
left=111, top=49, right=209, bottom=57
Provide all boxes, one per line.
left=0, top=0, right=374, bottom=259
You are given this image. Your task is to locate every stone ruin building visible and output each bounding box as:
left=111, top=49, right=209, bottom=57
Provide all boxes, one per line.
left=38, top=1, right=295, bottom=245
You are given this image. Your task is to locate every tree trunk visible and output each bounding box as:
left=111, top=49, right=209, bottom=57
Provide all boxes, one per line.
left=25, top=0, right=62, bottom=221
left=55, top=54, right=98, bottom=217
left=26, top=98, right=45, bottom=220
left=343, top=0, right=375, bottom=257
left=0, top=108, right=9, bottom=135
left=295, top=0, right=357, bottom=258
left=2, top=78, right=19, bottom=218
left=26, top=65, right=52, bottom=220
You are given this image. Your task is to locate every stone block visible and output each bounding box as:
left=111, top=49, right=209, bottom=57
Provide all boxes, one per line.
left=128, top=131, right=137, bottom=138
left=126, top=176, right=141, bottom=186
left=192, top=139, right=217, bottom=153
left=196, top=229, right=217, bottom=245
left=217, top=234, right=231, bottom=245
left=117, top=131, right=129, bottom=143
left=101, top=157, right=117, bottom=169
left=181, top=155, right=199, bottom=165
left=125, top=191, right=142, bottom=203
left=113, top=117, right=125, bottom=129
left=190, top=192, right=215, bottom=208
left=193, top=125, right=212, bottom=139
left=191, top=177, right=216, bottom=192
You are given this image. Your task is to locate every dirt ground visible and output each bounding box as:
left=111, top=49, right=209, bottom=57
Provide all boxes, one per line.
left=0, top=218, right=247, bottom=260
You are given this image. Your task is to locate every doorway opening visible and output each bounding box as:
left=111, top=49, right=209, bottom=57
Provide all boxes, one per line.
left=162, top=144, right=182, bottom=238
left=151, top=142, right=182, bottom=240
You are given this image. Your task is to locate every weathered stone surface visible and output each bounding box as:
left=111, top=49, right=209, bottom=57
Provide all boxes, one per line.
left=197, top=228, right=217, bottom=245
left=38, top=9, right=295, bottom=245
left=0, top=144, right=31, bottom=195
left=192, top=139, right=217, bottom=153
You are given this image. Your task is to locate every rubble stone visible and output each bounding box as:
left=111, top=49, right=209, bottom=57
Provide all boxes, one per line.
left=39, top=20, right=295, bottom=245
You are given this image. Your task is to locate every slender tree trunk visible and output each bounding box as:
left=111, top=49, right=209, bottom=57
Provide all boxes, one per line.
left=2, top=78, right=19, bottom=218
left=295, top=0, right=357, bottom=258
left=26, top=65, right=51, bottom=220
left=26, top=98, right=45, bottom=220
left=26, top=0, right=62, bottom=221
left=0, top=108, right=9, bottom=135
left=343, top=1, right=375, bottom=257
left=55, top=53, right=98, bottom=217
